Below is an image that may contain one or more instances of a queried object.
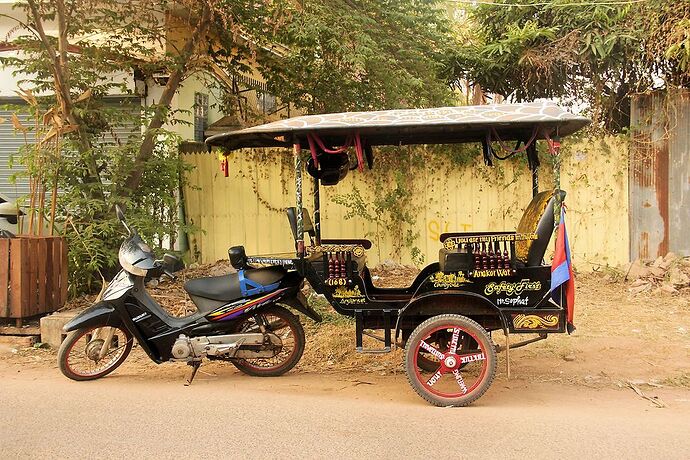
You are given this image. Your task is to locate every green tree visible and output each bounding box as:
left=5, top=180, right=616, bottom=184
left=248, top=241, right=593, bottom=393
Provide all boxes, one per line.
left=249, top=0, right=455, bottom=113
left=444, top=0, right=690, bottom=131
left=1, top=0, right=223, bottom=293
left=1, top=0, right=457, bottom=292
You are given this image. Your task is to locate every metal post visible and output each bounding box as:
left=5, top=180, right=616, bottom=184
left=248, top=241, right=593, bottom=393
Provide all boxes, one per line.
left=505, top=330, right=511, bottom=379
left=551, top=132, right=562, bottom=225
left=294, top=142, right=304, bottom=256
left=313, top=176, right=321, bottom=245
left=527, top=141, right=539, bottom=198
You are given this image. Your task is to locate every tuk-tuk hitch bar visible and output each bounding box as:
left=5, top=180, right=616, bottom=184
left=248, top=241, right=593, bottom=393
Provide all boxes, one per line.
left=495, top=333, right=547, bottom=353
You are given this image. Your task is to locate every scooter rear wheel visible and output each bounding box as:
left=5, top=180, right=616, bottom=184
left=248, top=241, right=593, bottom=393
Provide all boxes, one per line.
left=230, top=306, right=305, bottom=377
left=58, top=326, right=133, bottom=381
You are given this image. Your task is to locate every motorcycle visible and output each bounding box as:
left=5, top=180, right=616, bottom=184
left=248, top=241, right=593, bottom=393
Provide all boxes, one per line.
left=58, top=205, right=321, bottom=384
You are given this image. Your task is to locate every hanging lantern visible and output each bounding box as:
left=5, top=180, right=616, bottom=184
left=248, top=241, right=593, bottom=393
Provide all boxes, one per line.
left=218, top=152, right=229, bottom=177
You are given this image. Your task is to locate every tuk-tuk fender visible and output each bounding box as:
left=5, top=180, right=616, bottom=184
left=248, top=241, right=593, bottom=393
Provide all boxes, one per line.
left=281, top=291, right=322, bottom=322
left=395, top=291, right=508, bottom=336
left=63, top=301, right=124, bottom=333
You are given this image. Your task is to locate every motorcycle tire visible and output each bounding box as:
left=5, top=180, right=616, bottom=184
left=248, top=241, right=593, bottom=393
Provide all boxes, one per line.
left=231, top=305, right=305, bottom=377
left=58, top=326, right=133, bottom=381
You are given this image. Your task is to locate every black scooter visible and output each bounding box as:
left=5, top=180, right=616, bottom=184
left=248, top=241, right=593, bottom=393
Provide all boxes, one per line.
left=58, top=206, right=321, bottom=384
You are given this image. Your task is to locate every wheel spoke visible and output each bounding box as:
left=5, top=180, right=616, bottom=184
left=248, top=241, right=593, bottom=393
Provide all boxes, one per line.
left=457, top=352, right=486, bottom=364
left=63, top=327, right=130, bottom=378
left=103, top=341, right=131, bottom=358
left=419, top=340, right=444, bottom=360
left=426, top=369, right=443, bottom=387
left=235, top=312, right=297, bottom=370
left=452, top=369, right=468, bottom=394
left=448, top=327, right=461, bottom=354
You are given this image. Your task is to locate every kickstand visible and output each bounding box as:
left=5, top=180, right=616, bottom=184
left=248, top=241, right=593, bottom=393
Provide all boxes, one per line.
left=184, top=360, right=201, bottom=386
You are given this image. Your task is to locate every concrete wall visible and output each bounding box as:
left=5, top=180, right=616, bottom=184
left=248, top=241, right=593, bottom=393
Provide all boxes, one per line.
left=181, top=135, right=630, bottom=271
left=170, top=71, right=226, bottom=139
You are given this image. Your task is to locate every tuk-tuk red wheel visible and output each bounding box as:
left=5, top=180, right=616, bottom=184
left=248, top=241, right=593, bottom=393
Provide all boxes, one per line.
left=405, top=314, right=497, bottom=407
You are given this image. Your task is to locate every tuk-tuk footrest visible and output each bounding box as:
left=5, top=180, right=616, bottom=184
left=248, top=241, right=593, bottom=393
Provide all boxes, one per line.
left=356, top=346, right=391, bottom=354
left=355, top=310, right=392, bottom=354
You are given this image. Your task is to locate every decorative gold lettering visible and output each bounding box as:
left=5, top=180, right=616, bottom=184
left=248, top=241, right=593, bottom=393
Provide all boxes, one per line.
left=431, top=272, right=472, bottom=288
left=484, top=279, right=542, bottom=296
left=307, top=244, right=366, bottom=257
left=470, top=269, right=515, bottom=278
left=443, top=232, right=538, bottom=249
left=332, top=285, right=364, bottom=298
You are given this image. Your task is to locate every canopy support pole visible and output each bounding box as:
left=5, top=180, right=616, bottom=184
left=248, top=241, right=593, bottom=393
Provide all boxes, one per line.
left=527, top=141, right=539, bottom=198
left=294, top=142, right=304, bottom=256
left=549, top=131, right=562, bottom=225
left=313, top=176, right=321, bottom=245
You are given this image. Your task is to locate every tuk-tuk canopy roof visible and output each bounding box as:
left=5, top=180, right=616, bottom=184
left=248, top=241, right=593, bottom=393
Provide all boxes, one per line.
left=205, top=102, right=590, bottom=152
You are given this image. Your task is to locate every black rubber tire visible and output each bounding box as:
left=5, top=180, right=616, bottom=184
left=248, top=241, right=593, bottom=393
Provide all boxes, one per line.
left=405, top=314, right=497, bottom=407
left=231, top=306, right=305, bottom=377
left=58, top=326, right=133, bottom=381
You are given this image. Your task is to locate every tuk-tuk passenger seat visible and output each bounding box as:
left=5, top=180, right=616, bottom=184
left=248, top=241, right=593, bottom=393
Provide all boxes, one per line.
left=515, top=190, right=565, bottom=267
left=439, top=189, right=565, bottom=269
left=286, top=207, right=369, bottom=272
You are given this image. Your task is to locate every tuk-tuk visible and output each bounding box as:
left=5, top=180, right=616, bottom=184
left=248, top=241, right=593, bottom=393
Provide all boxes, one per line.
left=205, top=101, right=590, bottom=407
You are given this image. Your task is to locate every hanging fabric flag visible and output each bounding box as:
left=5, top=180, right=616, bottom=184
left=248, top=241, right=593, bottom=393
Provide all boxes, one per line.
left=551, top=205, right=575, bottom=333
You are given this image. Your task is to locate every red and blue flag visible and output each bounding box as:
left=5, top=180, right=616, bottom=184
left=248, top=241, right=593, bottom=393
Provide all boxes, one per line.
left=551, top=205, right=575, bottom=333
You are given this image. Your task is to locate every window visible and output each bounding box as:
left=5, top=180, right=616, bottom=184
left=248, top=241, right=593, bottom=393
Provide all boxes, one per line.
left=257, top=91, right=276, bottom=114
left=194, top=92, right=209, bottom=142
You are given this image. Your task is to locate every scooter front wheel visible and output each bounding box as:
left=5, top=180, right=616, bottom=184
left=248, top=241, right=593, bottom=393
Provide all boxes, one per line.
left=58, top=326, right=133, bottom=381
left=230, top=306, right=305, bottom=377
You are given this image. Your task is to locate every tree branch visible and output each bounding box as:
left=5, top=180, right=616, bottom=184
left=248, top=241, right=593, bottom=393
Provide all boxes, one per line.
left=26, top=0, right=102, bottom=192
left=121, top=4, right=213, bottom=194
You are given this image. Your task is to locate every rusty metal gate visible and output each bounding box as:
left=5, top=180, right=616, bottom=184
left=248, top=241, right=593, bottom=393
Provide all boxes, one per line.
left=630, top=90, right=690, bottom=260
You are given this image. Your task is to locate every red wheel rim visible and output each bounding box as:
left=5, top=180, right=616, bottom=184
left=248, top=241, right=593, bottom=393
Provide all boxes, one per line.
left=412, top=324, right=488, bottom=399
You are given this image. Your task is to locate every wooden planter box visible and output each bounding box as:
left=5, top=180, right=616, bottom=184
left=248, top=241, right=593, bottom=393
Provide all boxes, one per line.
left=0, top=236, right=68, bottom=326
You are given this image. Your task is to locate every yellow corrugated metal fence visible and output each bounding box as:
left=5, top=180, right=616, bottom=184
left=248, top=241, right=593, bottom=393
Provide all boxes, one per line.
left=182, top=136, right=629, bottom=271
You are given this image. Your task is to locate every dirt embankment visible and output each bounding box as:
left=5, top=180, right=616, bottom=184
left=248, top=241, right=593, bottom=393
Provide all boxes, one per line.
left=2, top=261, right=689, bottom=389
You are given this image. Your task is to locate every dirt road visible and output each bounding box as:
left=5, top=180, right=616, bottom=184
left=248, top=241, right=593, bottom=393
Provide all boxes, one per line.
left=1, top=270, right=689, bottom=458
left=1, top=361, right=689, bottom=459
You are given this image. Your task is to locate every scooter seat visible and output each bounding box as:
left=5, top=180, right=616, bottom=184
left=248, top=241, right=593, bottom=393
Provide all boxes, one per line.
left=184, top=267, right=287, bottom=302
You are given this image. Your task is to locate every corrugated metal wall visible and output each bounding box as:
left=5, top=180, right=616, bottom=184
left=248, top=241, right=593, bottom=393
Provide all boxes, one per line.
left=182, top=136, right=630, bottom=271
left=630, top=90, right=690, bottom=260
left=0, top=97, right=140, bottom=202
left=667, top=92, right=690, bottom=257
left=0, top=109, right=32, bottom=200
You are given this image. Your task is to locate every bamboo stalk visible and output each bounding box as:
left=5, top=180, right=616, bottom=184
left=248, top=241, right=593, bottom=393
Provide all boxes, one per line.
left=28, top=176, right=36, bottom=235
left=49, top=142, right=59, bottom=236
left=38, top=182, right=45, bottom=236
left=35, top=106, right=43, bottom=236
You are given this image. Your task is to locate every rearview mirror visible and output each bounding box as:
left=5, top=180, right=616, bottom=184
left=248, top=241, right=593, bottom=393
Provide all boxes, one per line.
left=163, top=253, right=179, bottom=265
left=115, top=204, right=132, bottom=235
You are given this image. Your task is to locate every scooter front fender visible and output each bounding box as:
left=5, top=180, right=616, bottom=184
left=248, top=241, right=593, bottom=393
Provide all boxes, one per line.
left=63, top=301, right=125, bottom=333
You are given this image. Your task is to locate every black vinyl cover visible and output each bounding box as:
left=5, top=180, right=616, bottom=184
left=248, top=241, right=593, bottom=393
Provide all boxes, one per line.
left=439, top=249, right=474, bottom=273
